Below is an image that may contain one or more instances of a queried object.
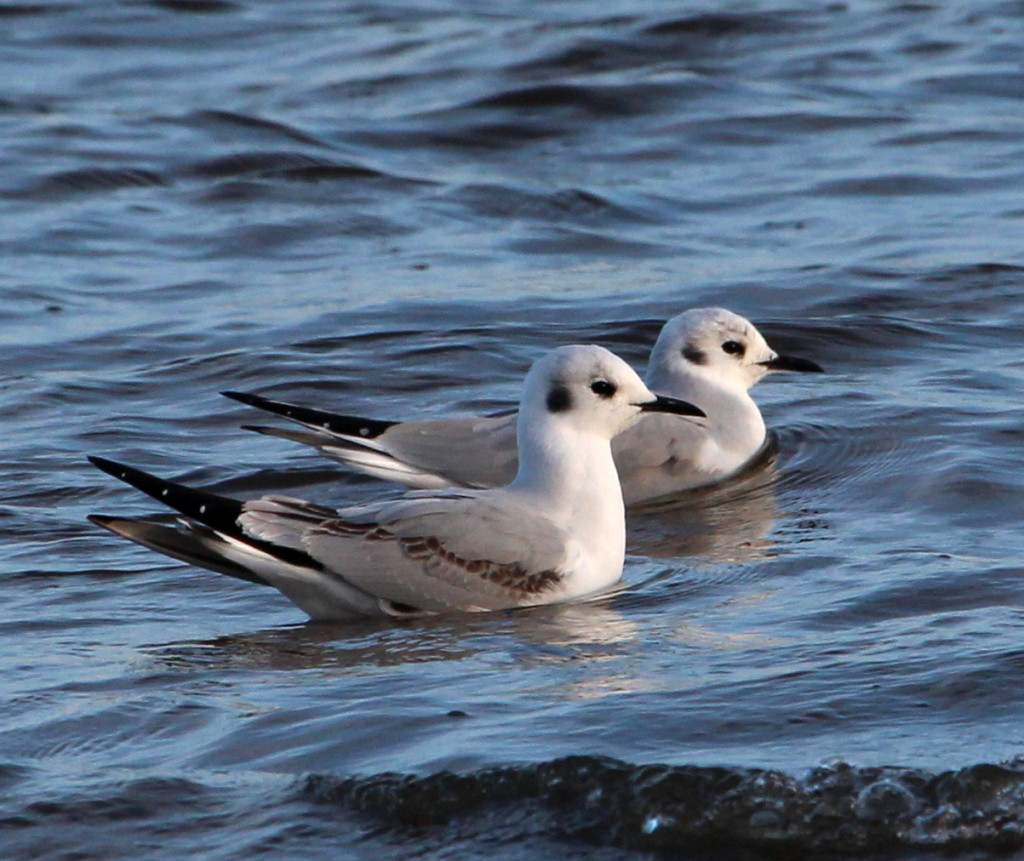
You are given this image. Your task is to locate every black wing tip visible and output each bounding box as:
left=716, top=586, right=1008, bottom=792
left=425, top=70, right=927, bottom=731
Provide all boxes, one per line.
left=221, top=390, right=311, bottom=421
left=222, top=391, right=397, bottom=439
left=88, top=455, right=138, bottom=482
left=221, top=390, right=265, bottom=407
left=88, top=454, right=244, bottom=527
left=87, top=456, right=325, bottom=573
left=86, top=514, right=274, bottom=587
left=87, top=511, right=154, bottom=537
left=88, top=455, right=179, bottom=499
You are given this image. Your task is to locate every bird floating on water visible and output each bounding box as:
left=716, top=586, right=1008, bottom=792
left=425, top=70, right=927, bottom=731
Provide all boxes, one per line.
left=89, top=345, right=705, bottom=619
left=225, top=308, right=823, bottom=505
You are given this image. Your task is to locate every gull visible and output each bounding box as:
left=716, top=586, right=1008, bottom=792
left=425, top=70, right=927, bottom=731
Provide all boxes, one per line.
left=224, top=308, right=823, bottom=505
left=88, top=345, right=705, bottom=619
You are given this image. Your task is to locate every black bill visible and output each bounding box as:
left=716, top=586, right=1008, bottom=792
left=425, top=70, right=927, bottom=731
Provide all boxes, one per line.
left=637, top=394, right=706, bottom=418
left=759, top=354, right=824, bottom=373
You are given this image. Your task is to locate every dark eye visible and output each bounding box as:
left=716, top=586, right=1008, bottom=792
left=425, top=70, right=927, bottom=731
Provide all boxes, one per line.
left=590, top=380, right=616, bottom=398
left=722, top=340, right=745, bottom=357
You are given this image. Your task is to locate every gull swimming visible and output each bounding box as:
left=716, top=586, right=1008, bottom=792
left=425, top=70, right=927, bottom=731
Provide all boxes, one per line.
left=225, top=308, right=822, bottom=505
left=88, top=345, right=705, bottom=619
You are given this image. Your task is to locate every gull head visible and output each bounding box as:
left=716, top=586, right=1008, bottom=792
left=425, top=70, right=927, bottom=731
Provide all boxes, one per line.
left=521, top=344, right=705, bottom=441
left=647, top=307, right=823, bottom=392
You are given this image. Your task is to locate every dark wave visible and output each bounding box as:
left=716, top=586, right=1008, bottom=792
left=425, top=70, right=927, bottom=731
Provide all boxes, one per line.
left=439, top=80, right=688, bottom=127
left=507, top=227, right=670, bottom=257
left=641, top=11, right=803, bottom=39
left=918, top=71, right=1024, bottom=100
left=443, top=184, right=655, bottom=226
left=917, top=261, right=1024, bottom=285
left=802, top=266, right=1024, bottom=340
left=173, top=109, right=330, bottom=147
left=182, top=151, right=392, bottom=183
left=882, top=128, right=1021, bottom=147
left=467, top=83, right=643, bottom=116
left=419, top=122, right=561, bottom=150
left=511, top=37, right=663, bottom=78
left=811, top=174, right=999, bottom=197
left=516, top=10, right=812, bottom=78
left=0, top=3, right=72, bottom=15
left=306, top=755, right=1024, bottom=857
left=20, top=167, right=168, bottom=199
left=178, top=150, right=432, bottom=208
left=6, top=757, right=1023, bottom=859
left=146, top=0, right=238, bottom=12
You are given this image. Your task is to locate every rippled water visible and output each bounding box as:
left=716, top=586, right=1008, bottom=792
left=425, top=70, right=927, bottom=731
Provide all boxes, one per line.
left=4, top=1, right=1024, bottom=858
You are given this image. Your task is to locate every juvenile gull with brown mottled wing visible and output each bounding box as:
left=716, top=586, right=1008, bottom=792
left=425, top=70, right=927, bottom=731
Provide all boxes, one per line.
left=89, top=345, right=704, bottom=619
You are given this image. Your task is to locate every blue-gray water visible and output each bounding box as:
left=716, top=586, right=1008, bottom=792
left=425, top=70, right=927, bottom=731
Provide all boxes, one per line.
left=4, top=1, right=1024, bottom=858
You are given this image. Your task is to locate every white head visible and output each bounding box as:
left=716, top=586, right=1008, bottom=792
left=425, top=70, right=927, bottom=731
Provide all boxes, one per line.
left=646, top=307, right=822, bottom=392
left=520, top=344, right=705, bottom=442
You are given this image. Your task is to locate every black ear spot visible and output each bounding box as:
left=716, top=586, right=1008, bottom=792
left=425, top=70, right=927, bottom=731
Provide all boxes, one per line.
left=590, top=380, right=616, bottom=398
left=682, top=345, right=707, bottom=365
left=546, top=385, right=572, bottom=413
left=722, top=340, right=745, bottom=357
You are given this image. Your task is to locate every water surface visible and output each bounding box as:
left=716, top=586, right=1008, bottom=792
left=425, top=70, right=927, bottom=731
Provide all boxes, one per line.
left=3, top=1, right=1024, bottom=857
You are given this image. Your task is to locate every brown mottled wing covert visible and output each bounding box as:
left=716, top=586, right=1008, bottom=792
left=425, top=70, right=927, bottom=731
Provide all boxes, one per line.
left=399, top=534, right=562, bottom=596
left=300, top=491, right=572, bottom=609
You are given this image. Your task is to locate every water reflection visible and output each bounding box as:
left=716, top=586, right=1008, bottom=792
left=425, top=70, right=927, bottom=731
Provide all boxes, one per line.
left=147, top=597, right=646, bottom=676
left=142, top=444, right=792, bottom=682
left=626, top=441, right=781, bottom=563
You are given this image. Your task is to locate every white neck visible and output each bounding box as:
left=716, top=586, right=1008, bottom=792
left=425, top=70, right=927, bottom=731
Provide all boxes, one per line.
left=509, top=416, right=626, bottom=589
left=646, top=363, right=765, bottom=451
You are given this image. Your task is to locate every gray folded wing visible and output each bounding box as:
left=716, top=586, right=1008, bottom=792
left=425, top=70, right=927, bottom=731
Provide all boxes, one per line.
left=327, top=414, right=520, bottom=488
left=244, top=491, right=572, bottom=612
left=250, top=413, right=519, bottom=489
